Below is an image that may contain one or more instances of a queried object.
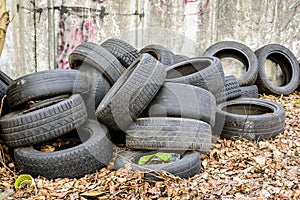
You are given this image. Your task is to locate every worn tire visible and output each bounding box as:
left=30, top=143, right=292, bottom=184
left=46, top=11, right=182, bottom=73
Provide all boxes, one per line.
left=217, top=98, right=285, bottom=141
left=0, top=80, right=7, bottom=101
left=255, top=44, right=299, bottom=95
left=6, top=69, right=90, bottom=110
left=101, top=38, right=141, bottom=68
left=76, top=63, right=111, bottom=118
left=239, top=85, right=259, bottom=98
left=114, top=150, right=200, bottom=180
left=0, top=94, right=88, bottom=147
left=215, top=75, right=242, bottom=104
left=140, top=44, right=175, bottom=66
left=96, top=54, right=166, bottom=131
left=142, top=82, right=216, bottom=126
left=14, top=119, right=112, bottom=179
left=203, top=41, right=258, bottom=86
left=69, top=42, right=125, bottom=85
left=172, top=54, right=189, bottom=64
left=166, top=56, right=225, bottom=95
left=126, top=117, right=212, bottom=152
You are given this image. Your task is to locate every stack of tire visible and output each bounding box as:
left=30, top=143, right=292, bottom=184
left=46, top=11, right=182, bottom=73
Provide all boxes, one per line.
left=203, top=41, right=298, bottom=141
left=0, top=70, right=112, bottom=179
left=69, top=39, right=297, bottom=179
left=0, top=39, right=298, bottom=180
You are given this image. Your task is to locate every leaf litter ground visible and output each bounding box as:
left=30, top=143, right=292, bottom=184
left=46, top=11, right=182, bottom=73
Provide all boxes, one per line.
left=0, top=92, right=300, bottom=199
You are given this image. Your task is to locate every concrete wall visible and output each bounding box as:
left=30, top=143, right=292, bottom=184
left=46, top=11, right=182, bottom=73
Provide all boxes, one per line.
left=0, top=0, right=299, bottom=79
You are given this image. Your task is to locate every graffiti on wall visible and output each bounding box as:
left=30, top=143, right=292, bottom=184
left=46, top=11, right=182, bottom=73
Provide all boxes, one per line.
left=55, top=3, right=144, bottom=69
left=56, top=3, right=108, bottom=69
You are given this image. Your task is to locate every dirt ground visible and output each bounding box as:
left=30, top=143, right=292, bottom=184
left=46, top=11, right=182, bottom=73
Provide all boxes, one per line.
left=1, top=92, right=300, bottom=199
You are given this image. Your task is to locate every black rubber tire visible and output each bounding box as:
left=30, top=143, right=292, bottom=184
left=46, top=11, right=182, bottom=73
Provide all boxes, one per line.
left=141, top=82, right=216, bottom=126
left=203, top=41, right=258, bottom=86
left=6, top=69, right=90, bottom=110
left=68, top=42, right=125, bottom=85
left=0, top=80, right=7, bottom=100
left=217, top=98, right=285, bottom=141
left=215, top=75, right=242, bottom=104
left=0, top=71, right=13, bottom=85
left=172, top=54, right=189, bottom=64
left=254, top=44, right=299, bottom=95
left=101, top=38, right=141, bottom=68
left=95, top=54, right=166, bottom=131
left=239, top=85, right=259, bottom=98
left=165, top=56, right=225, bottom=95
left=76, top=63, right=111, bottom=118
left=140, top=44, right=175, bottom=66
left=14, top=119, right=112, bottom=179
left=0, top=94, right=88, bottom=147
left=114, top=150, right=200, bottom=180
left=0, top=71, right=11, bottom=116
left=126, top=117, right=212, bottom=152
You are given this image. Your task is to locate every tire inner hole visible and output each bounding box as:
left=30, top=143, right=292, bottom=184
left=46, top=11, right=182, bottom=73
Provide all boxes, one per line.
left=33, top=129, right=88, bottom=152
left=166, top=59, right=212, bottom=78
left=222, top=104, right=273, bottom=115
left=264, top=53, right=290, bottom=87
left=214, top=49, right=249, bottom=79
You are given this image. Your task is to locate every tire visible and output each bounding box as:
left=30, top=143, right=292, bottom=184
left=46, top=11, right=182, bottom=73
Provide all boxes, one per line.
left=141, top=82, right=216, bottom=126
left=0, top=71, right=11, bottom=116
left=217, top=98, right=285, bottom=141
left=0, top=71, right=13, bottom=85
left=239, top=85, right=259, bottom=98
left=101, top=38, right=141, bottom=68
left=172, top=54, right=189, bottom=64
left=95, top=53, right=166, bottom=131
left=215, top=75, right=242, bottom=104
left=76, top=63, right=111, bottom=118
left=0, top=94, right=88, bottom=147
left=6, top=69, right=90, bottom=110
left=166, top=56, right=225, bottom=95
left=203, top=41, right=258, bottom=86
left=69, top=42, right=125, bottom=85
left=255, top=44, right=299, bottom=95
left=140, top=44, right=175, bottom=66
left=14, top=119, right=112, bottom=179
left=0, top=80, right=7, bottom=100
left=114, top=150, right=200, bottom=180
left=126, top=117, right=212, bottom=152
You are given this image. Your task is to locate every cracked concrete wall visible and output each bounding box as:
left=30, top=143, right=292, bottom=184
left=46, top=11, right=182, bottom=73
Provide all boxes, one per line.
left=0, top=0, right=299, bottom=79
